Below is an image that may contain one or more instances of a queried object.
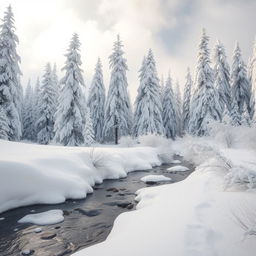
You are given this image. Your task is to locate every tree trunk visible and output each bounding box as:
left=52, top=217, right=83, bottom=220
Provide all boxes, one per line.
left=114, top=116, right=118, bottom=145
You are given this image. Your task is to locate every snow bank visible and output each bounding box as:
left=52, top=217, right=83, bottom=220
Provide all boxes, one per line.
left=140, top=175, right=171, bottom=183
left=18, top=210, right=64, bottom=225
left=0, top=140, right=162, bottom=213
left=167, top=165, right=189, bottom=172
left=72, top=136, right=256, bottom=256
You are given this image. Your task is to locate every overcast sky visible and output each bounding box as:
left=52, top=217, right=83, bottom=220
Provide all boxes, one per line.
left=0, top=0, right=255, bottom=102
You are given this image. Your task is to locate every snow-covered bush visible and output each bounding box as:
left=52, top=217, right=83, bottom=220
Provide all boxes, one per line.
left=119, top=136, right=137, bottom=147
left=138, top=134, right=169, bottom=148
left=89, top=147, right=107, bottom=169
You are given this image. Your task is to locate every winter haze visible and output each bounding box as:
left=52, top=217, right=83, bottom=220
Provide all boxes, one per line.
left=0, top=0, right=255, bottom=101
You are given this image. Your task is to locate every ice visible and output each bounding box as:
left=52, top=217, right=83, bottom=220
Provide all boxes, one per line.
left=18, top=210, right=64, bottom=225
left=141, top=175, right=171, bottom=183
left=167, top=165, right=189, bottom=172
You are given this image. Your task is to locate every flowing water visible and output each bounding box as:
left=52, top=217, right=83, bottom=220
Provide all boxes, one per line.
left=0, top=159, right=194, bottom=256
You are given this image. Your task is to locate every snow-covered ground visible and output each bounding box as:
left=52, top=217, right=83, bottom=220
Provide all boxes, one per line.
left=72, top=131, right=256, bottom=256
left=0, top=139, right=163, bottom=213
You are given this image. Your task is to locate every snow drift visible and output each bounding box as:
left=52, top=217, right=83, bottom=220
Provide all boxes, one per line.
left=0, top=140, right=162, bottom=213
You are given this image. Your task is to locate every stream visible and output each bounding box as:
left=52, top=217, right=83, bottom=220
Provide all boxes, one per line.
left=0, top=158, right=194, bottom=256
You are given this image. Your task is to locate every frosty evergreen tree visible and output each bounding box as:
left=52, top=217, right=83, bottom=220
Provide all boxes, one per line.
left=0, top=5, right=22, bottom=140
left=133, top=49, right=164, bottom=137
left=32, top=77, right=41, bottom=140
left=54, top=33, right=86, bottom=146
left=182, top=68, right=192, bottom=133
left=175, top=81, right=182, bottom=136
left=213, top=40, right=232, bottom=113
left=231, top=42, right=253, bottom=118
left=22, top=80, right=34, bottom=141
left=36, top=63, right=56, bottom=144
left=88, top=58, right=105, bottom=143
left=230, top=100, right=241, bottom=126
left=52, top=63, right=59, bottom=107
left=83, top=107, right=95, bottom=146
left=162, top=74, right=178, bottom=139
left=0, top=105, right=9, bottom=140
left=189, top=29, right=222, bottom=136
left=103, top=35, right=133, bottom=144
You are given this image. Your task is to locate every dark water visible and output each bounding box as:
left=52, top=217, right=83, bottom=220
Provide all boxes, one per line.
left=0, top=159, right=194, bottom=256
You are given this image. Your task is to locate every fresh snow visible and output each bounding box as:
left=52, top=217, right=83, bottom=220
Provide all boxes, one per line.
left=72, top=136, right=256, bottom=256
left=170, top=159, right=181, bottom=164
left=34, top=227, right=42, bottom=233
left=167, top=165, right=189, bottom=172
left=0, top=139, right=161, bottom=213
left=140, top=175, right=171, bottom=183
left=0, top=217, right=5, bottom=221
left=18, top=210, right=64, bottom=225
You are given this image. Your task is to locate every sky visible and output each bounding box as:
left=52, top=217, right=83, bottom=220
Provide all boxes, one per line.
left=0, top=0, right=255, bottom=102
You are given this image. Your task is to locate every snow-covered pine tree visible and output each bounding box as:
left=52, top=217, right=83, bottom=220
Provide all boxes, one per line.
left=182, top=68, right=192, bottom=133
left=51, top=63, right=59, bottom=109
left=133, top=49, right=164, bottom=137
left=175, top=80, right=182, bottom=136
left=162, top=73, right=178, bottom=139
left=189, top=29, right=222, bottom=136
left=32, top=77, right=41, bottom=141
left=54, top=33, right=86, bottom=146
left=0, top=5, right=22, bottom=140
left=160, top=74, right=165, bottom=102
left=231, top=42, right=253, bottom=118
left=103, top=35, right=133, bottom=144
left=88, top=58, right=105, bottom=143
left=22, top=80, right=34, bottom=141
left=0, top=105, right=9, bottom=140
left=213, top=40, right=232, bottom=113
left=84, top=107, right=95, bottom=146
left=36, top=63, right=56, bottom=144
left=230, top=99, right=241, bottom=126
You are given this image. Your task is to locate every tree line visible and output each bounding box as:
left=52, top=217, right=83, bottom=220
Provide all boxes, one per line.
left=0, top=6, right=255, bottom=146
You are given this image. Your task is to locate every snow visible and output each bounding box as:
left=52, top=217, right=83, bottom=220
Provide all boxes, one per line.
left=167, top=165, right=189, bottom=172
left=0, top=217, right=5, bottom=221
left=18, top=210, right=64, bottom=225
left=34, top=227, right=42, bottom=233
left=140, top=175, right=171, bottom=183
left=0, top=139, right=162, bottom=213
left=170, top=159, right=181, bottom=164
left=72, top=136, right=256, bottom=256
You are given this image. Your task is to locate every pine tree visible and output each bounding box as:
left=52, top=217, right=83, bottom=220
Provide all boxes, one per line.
left=0, top=5, right=22, bottom=140
left=54, top=33, right=86, bottom=146
left=22, top=80, right=34, bottom=140
left=189, top=29, right=222, bottom=136
left=231, top=42, right=252, bottom=118
left=88, top=58, right=105, bottom=143
left=162, top=74, right=178, bottom=139
left=133, top=49, right=164, bottom=137
left=182, top=68, right=192, bottom=133
left=0, top=105, right=9, bottom=140
left=103, top=35, right=133, bottom=144
left=230, top=99, right=241, bottom=126
left=84, top=107, right=95, bottom=146
left=32, top=77, right=41, bottom=141
left=175, top=80, right=182, bottom=136
left=36, top=63, right=56, bottom=144
left=213, top=40, right=232, bottom=113
left=51, top=63, right=59, bottom=110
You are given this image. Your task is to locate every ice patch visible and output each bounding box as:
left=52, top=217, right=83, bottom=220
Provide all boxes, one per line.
left=141, top=175, right=171, bottom=183
left=167, top=165, right=189, bottom=172
left=171, top=160, right=181, bottom=164
left=18, top=210, right=64, bottom=225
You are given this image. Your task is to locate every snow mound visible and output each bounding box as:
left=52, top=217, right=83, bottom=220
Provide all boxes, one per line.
left=141, top=175, right=171, bottom=183
left=167, top=165, right=189, bottom=172
left=18, top=210, right=64, bottom=225
left=170, top=159, right=181, bottom=164
left=0, top=140, right=164, bottom=213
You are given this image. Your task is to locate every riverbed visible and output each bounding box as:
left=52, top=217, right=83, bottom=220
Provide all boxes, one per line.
left=0, top=159, right=194, bottom=256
